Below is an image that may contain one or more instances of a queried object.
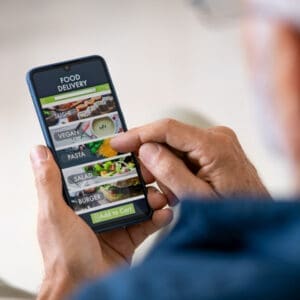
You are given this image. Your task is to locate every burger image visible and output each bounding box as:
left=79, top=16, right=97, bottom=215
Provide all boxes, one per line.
left=100, top=177, right=143, bottom=202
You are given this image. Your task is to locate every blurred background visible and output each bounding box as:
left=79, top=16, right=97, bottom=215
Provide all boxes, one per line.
left=0, top=0, right=295, bottom=295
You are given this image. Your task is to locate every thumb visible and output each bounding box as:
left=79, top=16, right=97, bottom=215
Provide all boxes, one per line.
left=30, top=145, right=65, bottom=211
left=139, top=143, right=215, bottom=199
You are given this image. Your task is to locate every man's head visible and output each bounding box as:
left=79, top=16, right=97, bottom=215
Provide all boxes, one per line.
left=243, top=0, right=300, bottom=191
left=194, top=0, right=300, bottom=192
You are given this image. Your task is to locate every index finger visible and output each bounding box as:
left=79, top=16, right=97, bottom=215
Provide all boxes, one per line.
left=111, top=118, right=205, bottom=153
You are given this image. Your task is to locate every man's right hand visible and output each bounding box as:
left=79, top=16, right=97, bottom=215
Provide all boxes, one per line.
left=111, top=119, right=270, bottom=202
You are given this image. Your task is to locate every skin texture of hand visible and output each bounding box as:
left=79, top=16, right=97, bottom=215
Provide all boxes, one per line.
left=111, top=119, right=270, bottom=202
left=30, top=145, right=172, bottom=300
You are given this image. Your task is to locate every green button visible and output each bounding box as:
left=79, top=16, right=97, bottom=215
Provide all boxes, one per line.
left=90, top=203, right=136, bottom=224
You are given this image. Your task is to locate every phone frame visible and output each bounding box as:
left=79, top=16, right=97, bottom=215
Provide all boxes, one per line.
left=26, top=55, right=152, bottom=232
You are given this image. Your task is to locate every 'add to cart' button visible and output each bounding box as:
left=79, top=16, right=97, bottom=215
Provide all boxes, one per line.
left=90, top=203, right=136, bottom=224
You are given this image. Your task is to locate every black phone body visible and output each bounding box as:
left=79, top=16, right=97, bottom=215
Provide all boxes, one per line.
left=27, top=55, right=152, bottom=232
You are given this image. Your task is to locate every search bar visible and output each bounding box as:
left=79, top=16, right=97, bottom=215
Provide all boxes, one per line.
left=54, top=87, right=96, bottom=101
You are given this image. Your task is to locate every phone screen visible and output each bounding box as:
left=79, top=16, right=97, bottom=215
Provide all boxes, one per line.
left=28, top=56, right=151, bottom=231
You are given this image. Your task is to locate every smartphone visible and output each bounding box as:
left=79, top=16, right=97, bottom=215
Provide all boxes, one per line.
left=27, top=55, right=152, bottom=232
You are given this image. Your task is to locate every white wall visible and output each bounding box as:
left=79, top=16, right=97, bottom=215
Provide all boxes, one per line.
left=0, top=0, right=293, bottom=292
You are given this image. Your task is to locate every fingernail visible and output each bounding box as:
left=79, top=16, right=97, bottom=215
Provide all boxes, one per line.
left=169, top=197, right=180, bottom=207
left=30, top=146, right=48, bottom=163
left=139, top=143, right=160, bottom=166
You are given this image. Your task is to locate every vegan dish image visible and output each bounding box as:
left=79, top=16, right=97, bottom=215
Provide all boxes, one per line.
left=50, top=113, right=123, bottom=148
left=84, top=155, right=136, bottom=178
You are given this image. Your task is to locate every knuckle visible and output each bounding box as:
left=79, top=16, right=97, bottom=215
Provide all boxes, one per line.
left=35, top=163, right=59, bottom=187
left=205, top=127, right=241, bottom=161
left=155, top=152, right=177, bottom=178
left=210, top=126, right=239, bottom=148
left=160, top=118, right=177, bottom=129
left=215, top=126, right=237, bottom=138
left=219, top=132, right=234, bottom=146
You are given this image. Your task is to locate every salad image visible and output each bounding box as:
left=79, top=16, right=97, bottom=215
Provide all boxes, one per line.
left=83, top=156, right=136, bottom=178
left=63, top=155, right=137, bottom=192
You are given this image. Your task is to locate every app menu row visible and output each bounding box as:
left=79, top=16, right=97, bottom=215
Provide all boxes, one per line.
left=42, top=93, right=116, bottom=127
left=70, top=176, right=144, bottom=213
left=62, top=154, right=136, bottom=192
left=51, top=112, right=123, bottom=150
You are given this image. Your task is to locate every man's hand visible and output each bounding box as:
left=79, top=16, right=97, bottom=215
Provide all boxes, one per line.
left=111, top=119, right=270, bottom=202
left=30, top=146, right=172, bottom=300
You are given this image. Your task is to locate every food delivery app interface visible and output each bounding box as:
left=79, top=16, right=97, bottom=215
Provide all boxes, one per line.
left=33, top=59, right=146, bottom=225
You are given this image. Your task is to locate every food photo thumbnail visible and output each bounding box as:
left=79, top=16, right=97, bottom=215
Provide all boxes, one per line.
left=43, top=94, right=116, bottom=127
left=57, top=137, right=119, bottom=169
left=69, top=176, right=144, bottom=212
left=63, top=155, right=137, bottom=192
left=50, top=112, right=123, bottom=149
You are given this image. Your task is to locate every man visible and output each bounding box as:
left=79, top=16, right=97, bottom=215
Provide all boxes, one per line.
left=31, top=1, right=300, bottom=299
